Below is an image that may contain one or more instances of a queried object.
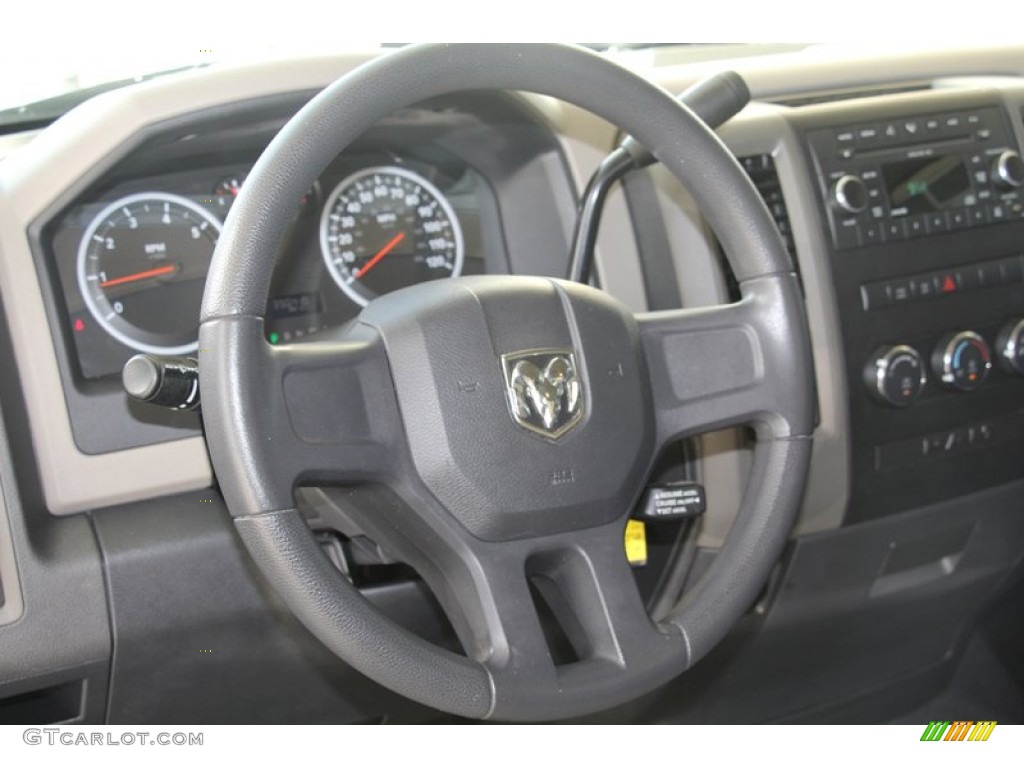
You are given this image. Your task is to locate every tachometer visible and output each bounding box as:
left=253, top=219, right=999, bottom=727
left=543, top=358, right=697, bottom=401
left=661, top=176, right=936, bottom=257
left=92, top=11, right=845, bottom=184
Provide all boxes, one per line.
left=76, top=192, right=221, bottom=354
left=319, top=166, right=464, bottom=306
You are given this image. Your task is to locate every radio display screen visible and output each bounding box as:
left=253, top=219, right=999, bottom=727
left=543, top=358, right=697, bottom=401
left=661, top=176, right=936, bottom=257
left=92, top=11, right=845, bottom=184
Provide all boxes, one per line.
left=883, top=155, right=972, bottom=215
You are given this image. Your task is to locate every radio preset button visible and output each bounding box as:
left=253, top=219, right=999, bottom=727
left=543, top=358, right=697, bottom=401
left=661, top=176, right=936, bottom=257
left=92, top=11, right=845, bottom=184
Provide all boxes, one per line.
left=927, top=213, right=949, bottom=233
left=906, top=216, right=927, bottom=237
left=862, top=223, right=885, bottom=245
left=885, top=220, right=905, bottom=239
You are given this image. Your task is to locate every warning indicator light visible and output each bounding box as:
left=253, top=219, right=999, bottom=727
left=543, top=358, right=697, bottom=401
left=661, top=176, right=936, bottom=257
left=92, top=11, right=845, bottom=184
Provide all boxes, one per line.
left=73, top=318, right=86, bottom=333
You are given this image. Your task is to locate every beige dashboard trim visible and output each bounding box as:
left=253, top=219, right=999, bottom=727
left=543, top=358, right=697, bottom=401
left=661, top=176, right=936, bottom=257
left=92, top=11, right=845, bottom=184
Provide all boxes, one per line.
left=636, top=44, right=1024, bottom=100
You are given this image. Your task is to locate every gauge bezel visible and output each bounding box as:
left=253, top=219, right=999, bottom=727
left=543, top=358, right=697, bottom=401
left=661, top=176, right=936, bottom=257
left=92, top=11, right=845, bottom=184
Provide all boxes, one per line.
left=76, top=191, right=222, bottom=355
left=318, top=165, right=465, bottom=307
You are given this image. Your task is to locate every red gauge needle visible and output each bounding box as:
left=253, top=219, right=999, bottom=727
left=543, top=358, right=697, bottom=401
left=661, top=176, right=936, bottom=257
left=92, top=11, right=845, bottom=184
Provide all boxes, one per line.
left=354, top=232, right=406, bottom=279
left=100, top=264, right=178, bottom=289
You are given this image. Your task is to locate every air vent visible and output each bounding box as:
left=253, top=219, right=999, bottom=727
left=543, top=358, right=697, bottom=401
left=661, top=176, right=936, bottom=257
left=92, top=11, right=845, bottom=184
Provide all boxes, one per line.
left=767, top=82, right=932, bottom=108
left=739, top=154, right=797, bottom=265
left=708, top=154, right=800, bottom=304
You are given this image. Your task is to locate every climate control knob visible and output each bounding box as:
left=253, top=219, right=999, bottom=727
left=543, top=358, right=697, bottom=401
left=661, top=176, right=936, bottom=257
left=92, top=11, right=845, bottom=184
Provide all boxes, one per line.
left=831, top=174, right=868, bottom=214
left=932, top=331, right=992, bottom=391
left=996, top=318, right=1024, bottom=374
left=992, top=150, right=1024, bottom=190
left=864, top=345, right=927, bottom=407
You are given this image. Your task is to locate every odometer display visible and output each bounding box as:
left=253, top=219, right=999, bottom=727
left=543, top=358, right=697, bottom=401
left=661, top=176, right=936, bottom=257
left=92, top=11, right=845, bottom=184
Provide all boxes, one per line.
left=319, top=166, right=464, bottom=306
left=76, top=192, right=220, bottom=354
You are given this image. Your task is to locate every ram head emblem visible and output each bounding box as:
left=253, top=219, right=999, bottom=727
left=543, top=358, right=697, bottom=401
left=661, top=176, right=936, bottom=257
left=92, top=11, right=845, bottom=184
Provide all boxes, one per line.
left=501, top=350, right=583, bottom=439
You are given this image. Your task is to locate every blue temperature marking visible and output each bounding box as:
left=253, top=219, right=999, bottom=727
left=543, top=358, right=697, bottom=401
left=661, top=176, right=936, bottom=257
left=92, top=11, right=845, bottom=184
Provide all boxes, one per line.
left=953, top=342, right=965, bottom=369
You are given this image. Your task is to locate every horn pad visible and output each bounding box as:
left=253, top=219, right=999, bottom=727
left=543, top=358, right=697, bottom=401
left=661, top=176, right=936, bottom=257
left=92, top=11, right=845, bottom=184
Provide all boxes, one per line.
left=360, top=275, right=655, bottom=541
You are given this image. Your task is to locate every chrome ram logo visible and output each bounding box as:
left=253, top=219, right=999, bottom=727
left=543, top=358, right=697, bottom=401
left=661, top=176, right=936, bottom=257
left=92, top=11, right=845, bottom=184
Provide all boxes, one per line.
left=501, top=349, right=583, bottom=439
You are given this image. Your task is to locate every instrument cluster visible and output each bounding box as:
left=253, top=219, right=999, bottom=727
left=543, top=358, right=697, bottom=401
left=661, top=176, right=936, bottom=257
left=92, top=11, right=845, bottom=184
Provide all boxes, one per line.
left=47, top=150, right=496, bottom=380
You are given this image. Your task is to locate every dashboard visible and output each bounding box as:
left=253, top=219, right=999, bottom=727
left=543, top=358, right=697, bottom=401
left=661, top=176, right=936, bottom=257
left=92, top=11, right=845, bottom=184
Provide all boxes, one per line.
left=1, top=44, right=1024, bottom=725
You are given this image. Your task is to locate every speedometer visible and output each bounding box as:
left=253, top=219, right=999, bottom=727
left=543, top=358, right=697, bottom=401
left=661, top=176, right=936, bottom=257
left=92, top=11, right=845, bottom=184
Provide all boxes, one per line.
left=76, top=192, right=220, bottom=354
left=319, top=166, right=464, bottom=306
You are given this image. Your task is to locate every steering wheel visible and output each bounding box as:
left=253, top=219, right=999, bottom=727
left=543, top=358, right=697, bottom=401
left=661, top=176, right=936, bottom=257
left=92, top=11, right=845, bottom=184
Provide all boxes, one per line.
left=199, top=43, right=813, bottom=721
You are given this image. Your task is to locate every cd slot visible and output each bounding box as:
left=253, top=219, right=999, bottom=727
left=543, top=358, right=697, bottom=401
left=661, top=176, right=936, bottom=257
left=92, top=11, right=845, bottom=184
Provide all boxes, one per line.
left=854, top=133, right=972, bottom=158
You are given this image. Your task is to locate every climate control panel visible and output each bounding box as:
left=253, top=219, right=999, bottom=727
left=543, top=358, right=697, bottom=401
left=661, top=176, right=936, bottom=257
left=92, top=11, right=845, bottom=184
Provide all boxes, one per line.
left=864, top=321, right=1022, bottom=406
left=864, top=321, right=1024, bottom=405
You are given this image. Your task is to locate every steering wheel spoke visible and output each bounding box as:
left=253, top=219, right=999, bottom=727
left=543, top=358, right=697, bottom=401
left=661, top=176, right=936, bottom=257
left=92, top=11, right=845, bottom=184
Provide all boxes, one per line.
left=403, top=520, right=688, bottom=721
left=199, top=317, right=404, bottom=516
left=638, top=273, right=814, bottom=445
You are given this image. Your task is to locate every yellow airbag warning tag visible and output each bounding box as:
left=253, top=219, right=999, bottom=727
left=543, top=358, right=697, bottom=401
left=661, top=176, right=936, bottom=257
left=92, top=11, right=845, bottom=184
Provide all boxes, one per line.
left=625, top=520, right=647, bottom=566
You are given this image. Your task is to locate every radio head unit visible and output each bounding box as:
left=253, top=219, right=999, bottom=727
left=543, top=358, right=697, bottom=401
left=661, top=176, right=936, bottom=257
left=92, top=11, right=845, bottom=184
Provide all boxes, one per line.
left=807, top=105, right=1024, bottom=250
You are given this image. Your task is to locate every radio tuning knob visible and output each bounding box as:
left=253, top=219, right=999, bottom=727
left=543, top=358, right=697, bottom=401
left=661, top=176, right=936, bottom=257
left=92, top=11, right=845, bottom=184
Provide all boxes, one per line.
left=992, top=150, right=1024, bottom=190
left=831, top=174, right=868, bottom=214
left=864, top=345, right=927, bottom=407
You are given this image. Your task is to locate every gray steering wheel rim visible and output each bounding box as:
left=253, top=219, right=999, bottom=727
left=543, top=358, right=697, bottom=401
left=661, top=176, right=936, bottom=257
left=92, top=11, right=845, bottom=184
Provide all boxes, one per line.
left=199, top=43, right=813, bottom=721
